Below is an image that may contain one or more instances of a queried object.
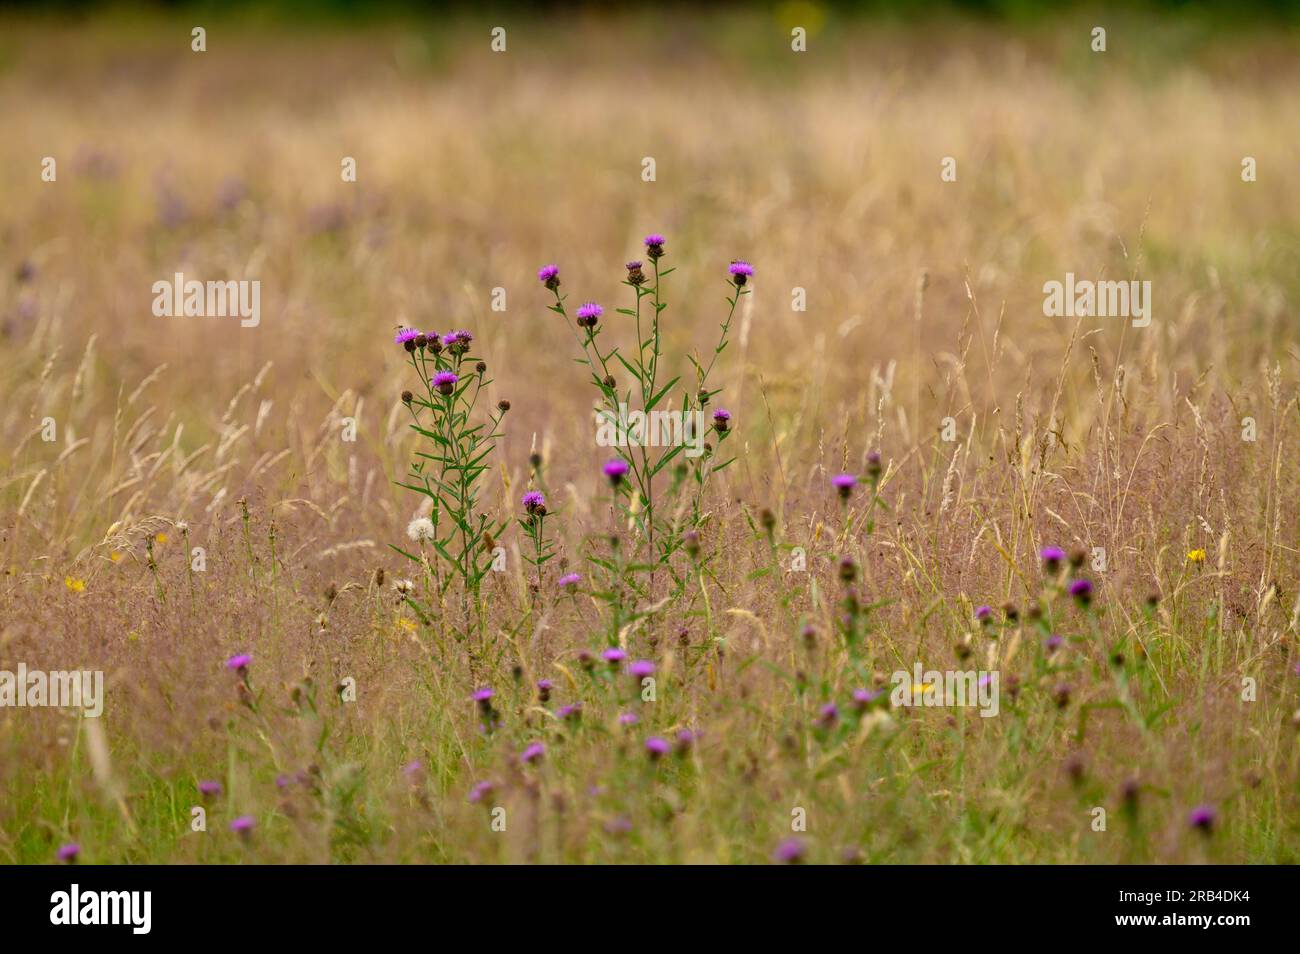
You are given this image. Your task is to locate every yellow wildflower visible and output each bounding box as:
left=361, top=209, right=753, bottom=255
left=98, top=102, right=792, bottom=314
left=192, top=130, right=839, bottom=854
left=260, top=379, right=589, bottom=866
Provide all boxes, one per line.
left=1187, top=549, right=1206, bottom=564
left=64, top=576, right=86, bottom=593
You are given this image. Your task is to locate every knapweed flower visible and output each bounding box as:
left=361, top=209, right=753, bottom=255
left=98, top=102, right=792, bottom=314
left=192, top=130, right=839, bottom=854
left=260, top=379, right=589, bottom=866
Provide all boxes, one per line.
left=865, top=451, right=883, bottom=480
left=645, top=736, right=670, bottom=759
left=558, top=701, right=583, bottom=722
left=772, top=837, right=806, bottom=864
left=394, top=327, right=420, bottom=347
left=832, top=473, right=857, bottom=499
left=433, top=371, right=459, bottom=396
left=851, top=688, right=880, bottom=711
left=468, top=780, right=495, bottom=804
left=675, top=728, right=696, bottom=754
left=402, top=760, right=423, bottom=780
left=629, top=659, right=655, bottom=680
left=575, top=302, right=603, bottom=329
left=407, top=516, right=435, bottom=542
left=197, top=780, right=223, bottom=798
left=1069, top=578, right=1094, bottom=605
left=603, top=458, right=629, bottom=485
left=644, top=233, right=666, bottom=260
left=817, top=702, right=839, bottom=727
left=1188, top=804, right=1216, bottom=832
left=712, top=408, right=731, bottom=433
left=558, top=572, right=582, bottom=589
left=728, top=260, right=754, bottom=286
left=229, top=815, right=256, bottom=835
left=537, top=264, right=560, bottom=290
left=625, top=260, right=645, bottom=285
left=975, top=605, right=993, bottom=623
left=225, top=653, right=251, bottom=675
left=520, top=741, right=545, bottom=765
left=441, top=330, right=473, bottom=354
left=602, top=647, right=627, bottom=665
left=472, top=687, right=494, bottom=706
left=56, top=843, right=80, bottom=863
left=522, top=490, right=546, bottom=516
left=1045, top=633, right=1064, bottom=653
left=1187, top=548, right=1206, bottom=564
left=619, top=711, right=639, bottom=726
left=1040, top=546, right=1066, bottom=571
left=536, top=679, right=553, bottom=703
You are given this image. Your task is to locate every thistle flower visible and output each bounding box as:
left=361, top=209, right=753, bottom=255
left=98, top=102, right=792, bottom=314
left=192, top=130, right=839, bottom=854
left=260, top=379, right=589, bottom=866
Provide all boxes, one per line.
left=975, top=605, right=993, bottom=623
left=433, top=371, right=459, bottom=396
left=1188, top=804, right=1216, bottom=832
left=832, top=473, right=857, bottom=499
left=817, top=702, right=839, bottom=727
left=57, top=843, right=80, bottom=863
left=536, top=679, right=553, bottom=702
left=674, top=728, right=696, bottom=754
left=229, top=815, right=256, bottom=835
left=407, top=516, right=436, bottom=542
left=1045, top=633, right=1064, bottom=653
left=628, top=660, right=655, bottom=679
left=402, top=760, right=423, bottom=779
left=602, top=647, right=627, bottom=665
left=644, top=233, right=666, bottom=260
left=625, top=260, right=646, bottom=285
left=225, top=653, right=251, bottom=675
left=537, top=264, right=560, bottom=290
left=1040, top=546, right=1065, bottom=571
left=712, top=408, right=731, bottom=433
left=575, top=302, right=603, bottom=329
left=468, top=780, right=495, bottom=804
left=1068, top=578, right=1094, bottom=605
left=603, top=458, right=629, bottom=485
left=728, top=260, right=754, bottom=286
left=645, top=736, right=670, bottom=759
left=851, top=688, right=880, bottom=711
left=197, top=780, right=223, bottom=798
left=520, top=741, right=545, bottom=765
left=558, top=702, right=583, bottom=722
left=773, top=837, right=806, bottom=864
left=472, top=687, right=494, bottom=707
left=619, top=711, right=639, bottom=726
left=558, top=572, right=582, bottom=589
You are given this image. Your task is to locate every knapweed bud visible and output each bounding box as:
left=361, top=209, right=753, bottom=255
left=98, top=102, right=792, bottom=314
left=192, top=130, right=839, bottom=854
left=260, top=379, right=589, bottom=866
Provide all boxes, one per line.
left=401, top=390, right=413, bottom=405
left=865, top=451, right=883, bottom=480
left=475, top=361, right=487, bottom=374
left=414, top=333, right=428, bottom=349
left=683, top=529, right=701, bottom=558
left=801, top=623, right=817, bottom=649
left=603, top=374, right=616, bottom=390
left=1069, top=547, right=1087, bottom=569
left=697, top=388, right=709, bottom=406
left=497, top=399, right=511, bottom=412
left=530, top=451, right=543, bottom=469
left=1053, top=683, right=1072, bottom=708
left=839, top=555, right=856, bottom=582
left=760, top=508, right=776, bottom=533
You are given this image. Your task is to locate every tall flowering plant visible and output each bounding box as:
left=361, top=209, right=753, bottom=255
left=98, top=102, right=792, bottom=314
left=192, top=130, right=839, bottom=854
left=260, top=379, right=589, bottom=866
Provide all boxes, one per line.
left=393, top=328, right=510, bottom=631
left=538, top=234, right=746, bottom=579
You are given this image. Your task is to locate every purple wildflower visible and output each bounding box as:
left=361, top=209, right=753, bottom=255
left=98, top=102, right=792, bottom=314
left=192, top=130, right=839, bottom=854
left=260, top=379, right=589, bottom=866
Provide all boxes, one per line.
left=520, top=742, right=545, bottom=765
left=712, top=408, right=731, bottom=433
left=975, top=605, right=993, bottom=623
left=674, top=728, right=696, bottom=754
left=225, top=653, right=251, bottom=675
left=197, top=780, right=223, bottom=798
left=229, top=815, right=256, bottom=835
left=773, top=837, right=806, bottom=864
left=852, top=688, right=879, bottom=711
left=394, top=327, right=420, bottom=345
left=433, top=371, right=459, bottom=396
left=558, top=702, right=583, bottom=721
left=1045, top=633, right=1064, bottom=653
left=522, top=490, right=546, bottom=515
left=628, top=660, right=655, bottom=679
left=402, top=760, right=423, bottom=779
left=558, top=572, right=582, bottom=588
left=1069, top=578, right=1094, bottom=604
left=1188, top=805, right=1216, bottom=832
left=645, top=736, right=670, bottom=759
left=56, top=843, right=80, bottom=863
left=817, top=702, right=840, bottom=727
left=832, top=473, right=857, bottom=499
left=644, top=233, right=666, bottom=260
left=619, top=711, right=639, bottom=726
left=1040, top=546, right=1066, bottom=570
left=729, top=260, right=754, bottom=286
left=603, top=458, right=630, bottom=485
left=536, top=679, right=552, bottom=702
left=469, top=780, right=495, bottom=804
left=472, top=687, right=494, bottom=705
left=602, top=647, right=627, bottom=664
left=575, top=301, right=603, bottom=329
left=537, top=264, right=560, bottom=290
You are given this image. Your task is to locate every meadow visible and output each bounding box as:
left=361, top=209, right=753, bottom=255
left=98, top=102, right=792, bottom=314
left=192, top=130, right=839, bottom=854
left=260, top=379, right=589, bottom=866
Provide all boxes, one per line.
left=1, top=8, right=1299, bottom=863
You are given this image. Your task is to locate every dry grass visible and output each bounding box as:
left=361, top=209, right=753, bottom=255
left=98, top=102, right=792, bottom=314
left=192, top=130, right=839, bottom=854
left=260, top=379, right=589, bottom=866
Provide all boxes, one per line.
left=1, top=10, right=1298, bottom=863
